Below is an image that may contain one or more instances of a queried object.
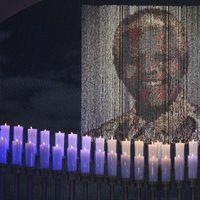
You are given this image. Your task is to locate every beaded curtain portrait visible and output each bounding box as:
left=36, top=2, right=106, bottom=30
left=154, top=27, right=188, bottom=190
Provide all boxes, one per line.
left=81, top=6, right=200, bottom=143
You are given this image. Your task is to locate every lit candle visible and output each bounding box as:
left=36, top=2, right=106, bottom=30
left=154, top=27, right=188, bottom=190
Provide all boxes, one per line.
left=162, top=144, right=170, bottom=158
left=95, top=149, right=105, bottom=175
left=40, top=130, right=50, bottom=145
left=148, top=156, right=158, bottom=182
left=189, top=140, right=198, bottom=156
left=175, top=142, right=185, bottom=157
left=161, top=156, right=171, bottom=182
left=0, top=137, right=7, bottom=164
left=27, top=127, right=37, bottom=154
left=52, top=145, right=62, bottom=170
left=67, top=145, right=77, bottom=172
left=12, top=139, right=22, bottom=165
left=148, top=143, right=157, bottom=158
left=107, top=151, right=117, bottom=177
left=134, top=154, right=144, bottom=180
left=25, top=141, right=36, bottom=167
left=175, top=155, right=184, bottom=181
left=40, top=143, right=50, bottom=169
left=95, top=136, right=105, bottom=152
left=121, top=152, right=131, bottom=178
left=14, top=125, right=23, bottom=143
left=55, top=131, right=65, bottom=157
left=122, top=139, right=130, bottom=155
left=68, top=132, right=77, bottom=148
left=107, top=137, right=117, bottom=153
left=188, top=154, right=198, bottom=179
left=82, top=135, right=91, bottom=151
left=80, top=148, right=90, bottom=173
left=135, top=140, right=144, bottom=156
left=155, top=141, right=162, bottom=164
left=0, top=123, right=10, bottom=150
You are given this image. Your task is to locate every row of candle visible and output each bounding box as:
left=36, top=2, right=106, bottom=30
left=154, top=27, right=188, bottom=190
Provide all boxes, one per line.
left=0, top=124, right=199, bottom=182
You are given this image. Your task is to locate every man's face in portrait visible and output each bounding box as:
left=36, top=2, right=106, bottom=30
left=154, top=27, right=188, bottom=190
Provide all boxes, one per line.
left=113, top=10, right=186, bottom=113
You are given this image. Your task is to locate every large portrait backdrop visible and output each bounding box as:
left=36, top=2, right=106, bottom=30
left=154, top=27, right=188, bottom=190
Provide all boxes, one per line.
left=81, top=6, right=200, bottom=142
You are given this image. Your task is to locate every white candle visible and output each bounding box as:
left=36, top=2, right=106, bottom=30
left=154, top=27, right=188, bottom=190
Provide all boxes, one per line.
left=12, top=139, right=22, bottom=165
left=25, top=141, right=36, bottom=167
left=95, top=137, right=105, bottom=152
left=82, top=135, right=91, bottom=151
left=0, top=137, right=7, bottom=164
left=81, top=148, right=90, bottom=173
left=107, top=151, right=117, bottom=176
left=121, top=152, right=131, bottom=178
left=148, top=156, right=158, bottom=182
left=122, top=139, right=130, bottom=155
left=0, top=123, right=10, bottom=150
left=189, top=140, right=198, bottom=156
left=176, top=142, right=185, bottom=157
left=40, top=130, right=50, bottom=145
left=55, top=131, right=65, bottom=157
left=67, top=146, right=77, bottom=172
left=162, top=144, right=170, bottom=158
left=27, top=127, right=37, bottom=154
left=52, top=145, right=62, bottom=170
left=14, top=125, right=23, bottom=143
left=188, top=154, right=198, bottom=179
left=95, top=150, right=105, bottom=175
left=68, top=132, right=77, bottom=148
left=40, top=143, right=50, bottom=169
left=175, top=155, right=184, bottom=181
left=107, top=138, right=117, bottom=153
left=135, top=140, right=144, bottom=156
left=156, top=141, right=162, bottom=164
left=148, top=143, right=157, bottom=158
left=134, top=155, right=144, bottom=180
left=161, top=156, right=171, bottom=182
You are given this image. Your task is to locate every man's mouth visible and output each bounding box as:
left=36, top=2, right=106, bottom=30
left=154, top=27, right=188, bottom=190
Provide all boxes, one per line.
left=143, top=80, right=163, bottom=87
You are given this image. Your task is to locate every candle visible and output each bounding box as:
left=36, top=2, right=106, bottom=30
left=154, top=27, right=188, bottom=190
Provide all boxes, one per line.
left=107, top=151, right=117, bottom=177
left=135, top=140, right=144, bottom=156
left=82, top=135, right=91, bottom=151
left=162, top=144, right=170, bottom=158
left=95, top=150, right=105, bottom=175
left=95, top=136, right=105, bottom=152
left=67, top=146, right=77, bottom=172
left=148, top=143, right=157, bottom=158
left=0, top=123, right=10, bottom=150
left=55, top=131, right=65, bottom=157
left=189, top=140, right=198, bottom=156
left=0, top=137, right=7, bottom=164
left=68, top=132, right=77, bottom=148
left=27, top=127, right=37, bottom=154
left=52, top=145, right=63, bottom=170
left=175, top=155, right=184, bottom=181
left=40, top=143, right=50, bottom=169
left=81, top=148, right=90, bottom=173
left=25, top=141, right=36, bottom=167
left=155, top=141, right=162, bottom=164
left=148, top=156, right=158, bottom=182
left=134, top=155, right=144, bottom=180
left=121, top=152, right=131, bottom=178
left=161, top=156, right=171, bottom=182
left=107, top=137, right=117, bottom=153
left=122, top=139, right=130, bottom=155
left=175, top=142, right=185, bottom=157
left=14, top=125, right=23, bottom=143
left=40, top=130, right=50, bottom=145
left=188, top=154, right=198, bottom=179
left=12, top=139, right=22, bottom=165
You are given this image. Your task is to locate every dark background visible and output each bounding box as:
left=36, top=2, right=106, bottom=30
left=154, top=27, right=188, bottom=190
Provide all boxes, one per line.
left=0, top=0, right=81, bottom=134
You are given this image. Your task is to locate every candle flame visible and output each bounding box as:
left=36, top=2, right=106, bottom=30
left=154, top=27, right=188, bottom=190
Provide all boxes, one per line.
left=70, top=132, right=73, bottom=134
left=30, top=126, right=32, bottom=129
left=5, top=123, right=7, bottom=126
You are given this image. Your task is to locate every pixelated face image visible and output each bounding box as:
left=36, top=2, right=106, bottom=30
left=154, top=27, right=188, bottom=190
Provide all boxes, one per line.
left=113, top=9, right=186, bottom=109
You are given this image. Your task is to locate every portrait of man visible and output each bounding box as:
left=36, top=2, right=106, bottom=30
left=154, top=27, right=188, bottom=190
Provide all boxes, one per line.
left=82, top=7, right=200, bottom=142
